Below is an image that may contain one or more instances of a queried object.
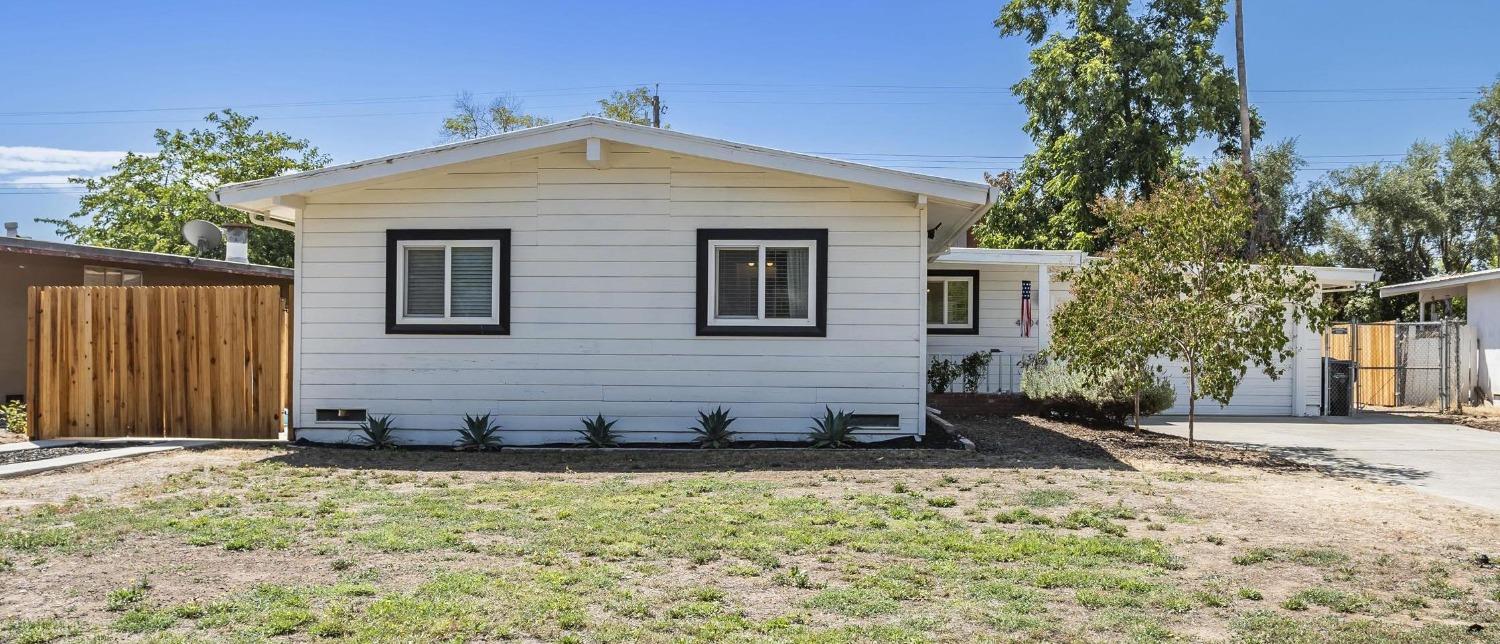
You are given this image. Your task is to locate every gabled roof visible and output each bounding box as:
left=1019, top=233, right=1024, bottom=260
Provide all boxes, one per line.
left=1380, top=267, right=1500, bottom=298
left=212, top=117, right=992, bottom=210
left=0, top=235, right=293, bottom=280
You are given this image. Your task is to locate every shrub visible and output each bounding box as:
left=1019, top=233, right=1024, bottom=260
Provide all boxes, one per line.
left=1020, top=360, right=1174, bottom=426
left=690, top=406, right=737, bottom=449
left=958, top=351, right=993, bottom=393
left=356, top=415, right=398, bottom=449
left=927, top=357, right=960, bottom=393
left=0, top=400, right=25, bottom=435
left=453, top=413, right=502, bottom=451
left=809, top=407, right=856, bottom=448
left=578, top=414, right=620, bottom=447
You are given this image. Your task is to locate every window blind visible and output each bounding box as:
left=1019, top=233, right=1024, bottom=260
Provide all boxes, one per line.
left=926, top=280, right=946, bottom=324
left=404, top=248, right=446, bottom=317
left=449, top=246, right=494, bottom=318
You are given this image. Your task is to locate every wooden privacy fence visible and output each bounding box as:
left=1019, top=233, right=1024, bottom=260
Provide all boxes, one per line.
left=1325, top=323, right=1396, bottom=407
left=25, top=285, right=288, bottom=439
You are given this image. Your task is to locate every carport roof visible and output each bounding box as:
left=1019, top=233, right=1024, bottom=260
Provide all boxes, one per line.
left=1380, top=267, right=1500, bottom=298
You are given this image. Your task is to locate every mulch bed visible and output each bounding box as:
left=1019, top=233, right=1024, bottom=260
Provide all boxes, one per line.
left=954, top=414, right=1316, bottom=472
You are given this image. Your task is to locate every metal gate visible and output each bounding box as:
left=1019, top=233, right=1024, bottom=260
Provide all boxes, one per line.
left=1324, top=321, right=1466, bottom=412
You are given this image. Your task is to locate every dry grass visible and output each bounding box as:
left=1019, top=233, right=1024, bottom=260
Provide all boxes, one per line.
left=0, top=417, right=1497, bottom=643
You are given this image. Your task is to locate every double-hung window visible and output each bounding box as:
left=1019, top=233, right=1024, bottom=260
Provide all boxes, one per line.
left=386, top=229, right=509, bottom=335
left=927, top=270, right=978, bottom=334
left=697, top=229, right=827, bottom=337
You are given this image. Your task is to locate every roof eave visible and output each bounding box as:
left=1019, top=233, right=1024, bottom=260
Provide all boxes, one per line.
left=212, top=118, right=990, bottom=209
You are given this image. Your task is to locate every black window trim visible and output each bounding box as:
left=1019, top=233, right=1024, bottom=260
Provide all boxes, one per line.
left=927, top=269, right=980, bottom=335
left=385, top=228, right=510, bottom=335
left=696, top=228, right=828, bottom=337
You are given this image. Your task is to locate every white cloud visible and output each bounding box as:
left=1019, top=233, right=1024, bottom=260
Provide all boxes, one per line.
left=0, top=146, right=126, bottom=192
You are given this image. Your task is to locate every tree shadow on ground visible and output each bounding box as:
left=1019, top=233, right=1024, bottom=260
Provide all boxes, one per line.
left=1174, top=440, right=1432, bottom=484
left=249, top=417, right=1135, bottom=475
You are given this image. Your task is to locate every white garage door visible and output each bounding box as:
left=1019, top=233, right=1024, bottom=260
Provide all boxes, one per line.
left=1160, top=360, right=1295, bottom=416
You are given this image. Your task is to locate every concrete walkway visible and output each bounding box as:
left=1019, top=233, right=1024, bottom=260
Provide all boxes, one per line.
left=1144, top=414, right=1500, bottom=512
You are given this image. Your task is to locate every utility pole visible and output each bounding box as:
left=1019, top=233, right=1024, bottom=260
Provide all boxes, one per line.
left=651, top=83, right=661, bottom=128
left=1234, top=0, right=1266, bottom=258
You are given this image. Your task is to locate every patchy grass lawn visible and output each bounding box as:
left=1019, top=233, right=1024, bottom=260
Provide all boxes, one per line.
left=0, top=417, right=1498, bottom=642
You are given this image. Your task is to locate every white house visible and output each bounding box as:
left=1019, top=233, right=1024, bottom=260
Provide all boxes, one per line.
left=1381, top=268, right=1500, bottom=403
left=212, top=118, right=1372, bottom=445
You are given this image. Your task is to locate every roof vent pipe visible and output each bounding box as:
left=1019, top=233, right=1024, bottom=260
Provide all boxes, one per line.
left=4, top=222, right=17, bottom=237
left=223, top=223, right=252, bottom=263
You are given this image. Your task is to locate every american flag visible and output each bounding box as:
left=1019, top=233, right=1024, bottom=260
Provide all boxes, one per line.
left=1020, top=280, right=1033, bottom=337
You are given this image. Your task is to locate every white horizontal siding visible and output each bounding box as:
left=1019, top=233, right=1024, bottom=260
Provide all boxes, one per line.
left=296, top=143, right=924, bottom=444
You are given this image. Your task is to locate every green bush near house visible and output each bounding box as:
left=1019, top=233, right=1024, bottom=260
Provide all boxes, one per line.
left=1021, top=360, right=1174, bottom=426
left=0, top=401, right=25, bottom=435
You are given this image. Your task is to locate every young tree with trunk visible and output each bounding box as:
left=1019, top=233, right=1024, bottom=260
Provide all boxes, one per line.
left=440, top=91, right=552, bottom=141
left=1086, top=167, right=1328, bottom=446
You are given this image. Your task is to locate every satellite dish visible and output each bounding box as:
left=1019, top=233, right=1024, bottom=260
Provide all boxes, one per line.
left=182, top=220, right=224, bottom=255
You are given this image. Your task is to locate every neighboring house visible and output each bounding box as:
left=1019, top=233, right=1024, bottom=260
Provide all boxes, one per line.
left=211, top=117, right=1372, bottom=445
left=1381, top=269, right=1500, bottom=403
left=0, top=228, right=293, bottom=403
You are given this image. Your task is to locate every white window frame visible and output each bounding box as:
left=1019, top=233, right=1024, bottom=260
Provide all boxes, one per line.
left=394, top=239, right=501, bottom=326
left=706, top=238, right=818, bottom=328
left=928, top=275, right=975, bottom=329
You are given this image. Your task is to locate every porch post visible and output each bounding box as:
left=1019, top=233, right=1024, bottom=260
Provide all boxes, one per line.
left=1036, top=263, right=1051, bottom=352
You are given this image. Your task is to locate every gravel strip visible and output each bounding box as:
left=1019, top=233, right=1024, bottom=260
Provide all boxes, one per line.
left=0, top=444, right=144, bottom=467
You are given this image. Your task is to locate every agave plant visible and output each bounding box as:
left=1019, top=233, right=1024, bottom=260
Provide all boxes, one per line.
left=453, top=413, right=503, bottom=451
left=690, top=406, right=737, bottom=449
left=357, top=415, right=399, bottom=449
left=809, top=407, right=856, bottom=448
left=577, top=414, right=620, bottom=448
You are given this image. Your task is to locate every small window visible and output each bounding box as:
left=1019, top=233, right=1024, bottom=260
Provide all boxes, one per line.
left=386, top=229, right=509, bottom=335
left=697, top=229, right=827, bottom=337
left=83, top=265, right=143, bottom=286
left=927, top=270, right=978, bottom=335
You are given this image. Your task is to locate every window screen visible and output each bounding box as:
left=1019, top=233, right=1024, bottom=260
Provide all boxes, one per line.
left=764, top=247, right=809, bottom=319
left=715, top=248, right=758, bottom=318
left=403, top=248, right=446, bottom=317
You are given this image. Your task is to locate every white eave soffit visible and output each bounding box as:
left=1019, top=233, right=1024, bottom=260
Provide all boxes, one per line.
left=210, top=117, right=991, bottom=210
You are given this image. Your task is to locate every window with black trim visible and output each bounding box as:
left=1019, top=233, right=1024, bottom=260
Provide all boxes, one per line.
left=927, top=270, right=978, bottom=334
left=386, top=229, right=509, bottom=335
left=697, top=229, right=827, bottom=337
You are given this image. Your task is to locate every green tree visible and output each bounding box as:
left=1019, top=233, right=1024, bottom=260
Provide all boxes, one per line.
left=1075, top=167, right=1326, bottom=445
left=1048, top=254, right=1168, bottom=431
left=978, top=0, right=1253, bottom=252
left=43, top=110, right=327, bottom=268
left=591, top=86, right=664, bottom=126
left=440, top=91, right=552, bottom=141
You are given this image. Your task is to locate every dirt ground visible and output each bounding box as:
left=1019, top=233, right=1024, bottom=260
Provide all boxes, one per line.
left=1, top=416, right=1497, bottom=642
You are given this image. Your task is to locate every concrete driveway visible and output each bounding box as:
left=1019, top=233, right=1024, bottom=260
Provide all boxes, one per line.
left=1143, top=414, right=1500, bottom=512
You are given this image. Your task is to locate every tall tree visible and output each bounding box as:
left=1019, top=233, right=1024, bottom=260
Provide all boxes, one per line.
left=979, top=0, right=1253, bottom=251
left=591, top=86, right=664, bottom=127
left=43, top=110, right=327, bottom=267
left=1314, top=135, right=1498, bottom=319
left=440, top=91, right=552, bottom=141
left=1081, top=167, right=1326, bottom=445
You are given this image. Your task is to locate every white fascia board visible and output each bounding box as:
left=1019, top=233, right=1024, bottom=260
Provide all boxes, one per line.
left=211, top=117, right=991, bottom=210
left=931, top=247, right=1086, bottom=267
left=1379, top=267, right=1500, bottom=298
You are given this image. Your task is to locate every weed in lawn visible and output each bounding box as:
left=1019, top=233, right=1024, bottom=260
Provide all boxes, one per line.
left=1281, top=587, right=1375, bottom=613
left=105, top=577, right=150, bottom=612
left=1233, top=546, right=1351, bottom=567
left=1019, top=488, right=1076, bottom=508
left=926, top=496, right=957, bottom=508
left=111, top=608, right=176, bottom=634
left=1239, top=588, right=1264, bottom=601
left=0, top=618, right=80, bottom=644
left=994, top=507, right=1055, bottom=526
left=805, top=587, right=900, bottom=617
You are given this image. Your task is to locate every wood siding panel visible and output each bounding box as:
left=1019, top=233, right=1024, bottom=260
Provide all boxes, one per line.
left=296, top=143, right=923, bottom=443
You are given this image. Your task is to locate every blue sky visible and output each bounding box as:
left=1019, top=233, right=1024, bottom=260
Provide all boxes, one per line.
left=3, top=0, right=1496, bottom=241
